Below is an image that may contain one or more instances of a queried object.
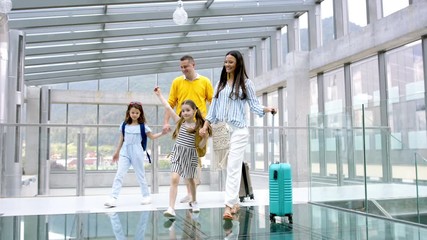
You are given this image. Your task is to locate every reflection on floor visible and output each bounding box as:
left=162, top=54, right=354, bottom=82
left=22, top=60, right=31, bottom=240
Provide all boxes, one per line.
left=2, top=204, right=427, bottom=239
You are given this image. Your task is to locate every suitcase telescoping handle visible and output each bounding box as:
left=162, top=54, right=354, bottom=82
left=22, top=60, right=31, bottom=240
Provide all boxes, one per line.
left=271, top=108, right=277, bottom=132
left=271, top=109, right=277, bottom=164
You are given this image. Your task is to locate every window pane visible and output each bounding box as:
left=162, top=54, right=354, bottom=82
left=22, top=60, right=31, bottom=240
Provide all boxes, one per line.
left=99, top=77, right=128, bottom=91
left=129, top=74, right=157, bottom=92
left=299, top=12, right=309, bottom=51
left=49, top=104, right=67, bottom=171
left=157, top=71, right=180, bottom=96
left=50, top=104, right=67, bottom=124
left=281, top=26, right=288, bottom=64
left=383, top=0, right=409, bottom=17
left=69, top=80, right=98, bottom=90
left=68, top=104, right=97, bottom=124
left=47, top=83, right=67, bottom=90
left=323, top=68, right=345, bottom=120
left=310, top=76, right=318, bottom=114
left=350, top=56, right=380, bottom=179
left=386, top=40, right=425, bottom=153
left=321, top=0, right=335, bottom=45
left=347, top=0, right=367, bottom=31
left=385, top=40, right=424, bottom=201
left=99, top=105, right=126, bottom=125
left=351, top=56, right=380, bottom=127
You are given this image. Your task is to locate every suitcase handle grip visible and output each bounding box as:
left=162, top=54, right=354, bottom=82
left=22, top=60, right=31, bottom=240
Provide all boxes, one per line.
left=273, top=170, right=278, bottom=180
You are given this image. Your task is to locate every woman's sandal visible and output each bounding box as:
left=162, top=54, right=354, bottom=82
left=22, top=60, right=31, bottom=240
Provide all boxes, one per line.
left=223, top=211, right=233, bottom=220
left=223, top=206, right=233, bottom=220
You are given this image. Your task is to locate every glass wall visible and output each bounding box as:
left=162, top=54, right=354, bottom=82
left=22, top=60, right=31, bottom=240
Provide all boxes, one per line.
left=309, top=39, right=427, bottom=226
left=323, top=68, right=345, bottom=119
left=253, top=96, right=265, bottom=171
left=46, top=67, right=229, bottom=173
left=385, top=40, right=427, bottom=180
left=350, top=56, right=380, bottom=179
left=67, top=104, right=98, bottom=170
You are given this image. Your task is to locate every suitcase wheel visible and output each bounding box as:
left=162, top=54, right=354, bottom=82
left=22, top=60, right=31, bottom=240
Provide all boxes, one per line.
left=239, top=197, right=245, bottom=202
left=249, top=194, right=254, bottom=200
left=269, top=213, right=276, bottom=223
left=288, top=215, right=293, bottom=224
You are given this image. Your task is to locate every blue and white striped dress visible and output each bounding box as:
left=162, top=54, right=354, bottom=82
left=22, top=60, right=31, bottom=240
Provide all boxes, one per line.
left=170, top=124, right=198, bottom=178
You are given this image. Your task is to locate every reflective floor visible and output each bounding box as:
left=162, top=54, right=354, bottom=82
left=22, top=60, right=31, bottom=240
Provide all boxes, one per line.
left=2, top=204, right=427, bottom=239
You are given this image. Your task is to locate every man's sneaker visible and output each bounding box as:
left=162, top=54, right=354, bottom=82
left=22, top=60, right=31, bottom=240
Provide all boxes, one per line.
left=104, top=197, right=117, bottom=208
left=141, top=196, right=151, bottom=205
left=180, top=195, right=190, bottom=203
left=190, top=201, right=200, bottom=213
left=163, top=207, right=176, bottom=219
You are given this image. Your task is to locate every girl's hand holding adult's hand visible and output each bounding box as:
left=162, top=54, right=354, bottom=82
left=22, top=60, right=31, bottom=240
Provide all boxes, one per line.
left=199, top=127, right=207, bottom=137
left=161, top=128, right=169, bottom=135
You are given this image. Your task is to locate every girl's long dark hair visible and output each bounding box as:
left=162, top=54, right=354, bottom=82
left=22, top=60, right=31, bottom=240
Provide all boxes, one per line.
left=215, top=50, right=248, bottom=100
left=125, top=102, right=146, bottom=124
left=172, top=100, right=211, bottom=139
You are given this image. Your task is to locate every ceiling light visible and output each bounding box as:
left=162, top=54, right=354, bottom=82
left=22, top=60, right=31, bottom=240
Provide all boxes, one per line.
left=0, top=0, right=12, bottom=14
left=173, top=0, right=188, bottom=25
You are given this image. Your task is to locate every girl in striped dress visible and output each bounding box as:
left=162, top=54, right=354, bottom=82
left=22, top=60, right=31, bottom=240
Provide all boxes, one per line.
left=154, top=87, right=210, bottom=218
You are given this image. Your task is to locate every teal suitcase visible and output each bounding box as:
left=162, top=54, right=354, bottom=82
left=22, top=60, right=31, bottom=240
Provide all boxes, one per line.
left=269, top=162, right=293, bottom=224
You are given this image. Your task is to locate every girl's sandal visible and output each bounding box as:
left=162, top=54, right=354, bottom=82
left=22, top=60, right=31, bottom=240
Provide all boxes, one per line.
left=223, top=206, right=233, bottom=220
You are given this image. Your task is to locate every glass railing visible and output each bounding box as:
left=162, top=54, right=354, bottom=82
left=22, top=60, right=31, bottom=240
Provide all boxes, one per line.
left=308, top=99, right=427, bottom=226
left=0, top=123, right=178, bottom=197
left=1, top=122, right=297, bottom=198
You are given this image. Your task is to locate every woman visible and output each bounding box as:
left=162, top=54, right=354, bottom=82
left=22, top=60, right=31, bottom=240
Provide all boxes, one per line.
left=199, top=50, right=276, bottom=220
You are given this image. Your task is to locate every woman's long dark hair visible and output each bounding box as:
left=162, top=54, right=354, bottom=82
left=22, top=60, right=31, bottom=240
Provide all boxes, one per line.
left=124, top=102, right=146, bottom=124
left=215, top=50, right=248, bottom=100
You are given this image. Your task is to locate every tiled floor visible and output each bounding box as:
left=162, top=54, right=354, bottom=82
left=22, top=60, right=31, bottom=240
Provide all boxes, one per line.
left=1, top=185, right=427, bottom=239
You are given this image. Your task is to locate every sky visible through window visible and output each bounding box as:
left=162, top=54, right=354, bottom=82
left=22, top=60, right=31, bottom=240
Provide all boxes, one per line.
left=318, top=0, right=409, bottom=26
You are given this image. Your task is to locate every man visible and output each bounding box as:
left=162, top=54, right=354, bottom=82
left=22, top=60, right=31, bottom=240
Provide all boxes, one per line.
left=163, top=55, right=214, bottom=204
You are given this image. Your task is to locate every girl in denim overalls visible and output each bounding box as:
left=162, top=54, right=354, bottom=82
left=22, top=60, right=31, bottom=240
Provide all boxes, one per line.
left=104, top=102, right=167, bottom=208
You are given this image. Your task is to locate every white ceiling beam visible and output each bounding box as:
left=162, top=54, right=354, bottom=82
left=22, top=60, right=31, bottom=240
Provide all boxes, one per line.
left=25, top=22, right=282, bottom=56
left=26, top=56, right=224, bottom=80
left=27, top=40, right=257, bottom=63
left=26, top=51, right=229, bottom=73
left=25, top=61, right=230, bottom=85
left=24, top=42, right=255, bottom=80
left=25, top=30, right=274, bottom=66
left=10, top=5, right=309, bottom=29
left=11, top=0, right=199, bottom=10
left=25, top=18, right=290, bottom=44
